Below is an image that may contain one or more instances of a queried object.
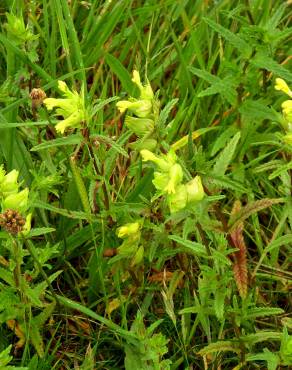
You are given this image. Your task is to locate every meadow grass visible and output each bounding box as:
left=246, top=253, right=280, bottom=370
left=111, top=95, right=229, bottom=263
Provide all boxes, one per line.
left=0, top=0, right=291, bottom=369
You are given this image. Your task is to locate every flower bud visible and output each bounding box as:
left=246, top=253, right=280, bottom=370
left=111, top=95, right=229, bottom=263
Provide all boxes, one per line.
left=186, top=176, right=204, bottom=203
left=125, top=116, right=154, bottom=137
left=117, top=222, right=140, bottom=238
left=30, top=88, right=46, bottom=109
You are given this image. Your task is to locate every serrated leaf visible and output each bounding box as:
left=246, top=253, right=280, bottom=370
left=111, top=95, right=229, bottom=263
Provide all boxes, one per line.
left=247, top=350, right=279, bottom=370
left=203, top=17, right=252, bottom=57
left=268, top=161, right=292, bottom=180
left=90, top=96, right=119, bottom=118
left=214, top=290, right=225, bottom=321
left=31, top=134, right=83, bottom=151
left=27, top=228, right=56, bottom=237
left=157, top=98, right=178, bottom=129
left=228, top=198, right=284, bottom=232
left=189, top=67, right=237, bottom=105
left=168, top=235, right=207, bottom=257
left=198, top=77, right=237, bottom=105
left=32, top=200, right=89, bottom=219
left=246, top=307, right=284, bottom=320
left=198, top=341, right=241, bottom=356
left=210, top=126, right=237, bottom=157
left=252, top=53, right=292, bottom=82
left=212, top=132, right=241, bottom=176
left=92, top=134, right=128, bottom=158
left=239, top=100, right=281, bottom=122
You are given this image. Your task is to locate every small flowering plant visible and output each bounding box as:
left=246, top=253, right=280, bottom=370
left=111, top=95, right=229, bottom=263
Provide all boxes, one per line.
left=140, top=149, right=204, bottom=213
left=274, top=78, right=292, bottom=145
left=116, top=70, right=159, bottom=151
left=0, top=166, right=31, bottom=235
left=44, top=81, right=87, bottom=134
left=111, top=222, right=144, bottom=267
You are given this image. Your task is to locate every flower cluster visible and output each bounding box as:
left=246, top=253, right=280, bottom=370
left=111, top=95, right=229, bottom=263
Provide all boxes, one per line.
left=0, top=167, right=31, bottom=235
left=44, top=81, right=86, bottom=134
left=275, top=78, right=292, bottom=145
left=140, top=149, right=204, bottom=213
left=116, top=70, right=159, bottom=151
left=116, top=222, right=144, bottom=267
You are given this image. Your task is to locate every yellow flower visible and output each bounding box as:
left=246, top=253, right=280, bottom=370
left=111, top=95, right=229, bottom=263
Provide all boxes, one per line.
left=140, top=150, right=170, bottom=171
left=116, top=99, right=152, bottom=118
left=117, top=222, right=140, bottom=238
left=132, top=70, right=154, bottom=100
left=44, top=81, right=86, bottom=134
left=275, top=78, right=292, bottom=98
left=281, top=100, right=292, bottom=122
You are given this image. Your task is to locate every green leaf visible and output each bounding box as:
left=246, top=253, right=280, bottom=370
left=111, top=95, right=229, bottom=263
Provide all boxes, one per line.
left=30, top=134, right=83, bottom=151
left=246, top=307, right=284, bottom=320
left=32, top=199, right=89, bottom=220
left=198, top=341, right=241, bottom=356
left=53, top=294, right=138, bottom=343
left=212, top=132, right=241, bottom=176
left=189, top=67, right=237, bottom=105
left=228, top=198, right=284, bottom=232
left=105, top=53, right=136, bottom=94
left=93, top=134, right=129, bottom=158
left=203, top=17, right=252, bottom=57
left=252, top=53, right=292, bottom=82
left=168, top=235, right=207, bottom=257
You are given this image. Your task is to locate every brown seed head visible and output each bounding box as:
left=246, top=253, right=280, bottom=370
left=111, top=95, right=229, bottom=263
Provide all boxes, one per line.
left=0, top=209, right=26, bottom=234
left=30, top=88, right=47, bottom=109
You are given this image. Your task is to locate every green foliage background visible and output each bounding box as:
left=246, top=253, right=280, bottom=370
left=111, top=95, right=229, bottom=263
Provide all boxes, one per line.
left=0, top=0, right=291, bottom=369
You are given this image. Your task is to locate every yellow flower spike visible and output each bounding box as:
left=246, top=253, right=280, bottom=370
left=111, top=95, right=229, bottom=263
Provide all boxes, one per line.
left=275, top=78, right=292, bottom=98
